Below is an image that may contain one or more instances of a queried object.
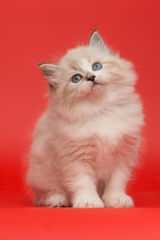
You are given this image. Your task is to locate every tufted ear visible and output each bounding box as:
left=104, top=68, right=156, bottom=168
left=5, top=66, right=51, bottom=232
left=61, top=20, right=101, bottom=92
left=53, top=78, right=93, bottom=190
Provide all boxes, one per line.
left=38, top=63, right=59, bottom=90
left=88, top=30, right=109, bottom=52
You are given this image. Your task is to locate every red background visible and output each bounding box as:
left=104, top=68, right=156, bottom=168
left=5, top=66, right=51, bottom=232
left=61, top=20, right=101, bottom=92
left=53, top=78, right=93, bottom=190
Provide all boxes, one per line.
left=0, top=0, right=160, bottom=239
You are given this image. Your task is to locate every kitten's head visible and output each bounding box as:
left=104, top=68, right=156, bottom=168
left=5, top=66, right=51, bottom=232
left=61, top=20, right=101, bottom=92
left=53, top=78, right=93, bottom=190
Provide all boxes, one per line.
left=39, top=31, right=136, bottom=108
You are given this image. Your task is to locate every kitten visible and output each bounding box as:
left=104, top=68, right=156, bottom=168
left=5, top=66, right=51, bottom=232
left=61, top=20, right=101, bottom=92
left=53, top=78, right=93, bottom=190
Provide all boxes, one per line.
left=26, top=30, right=144, bottom=208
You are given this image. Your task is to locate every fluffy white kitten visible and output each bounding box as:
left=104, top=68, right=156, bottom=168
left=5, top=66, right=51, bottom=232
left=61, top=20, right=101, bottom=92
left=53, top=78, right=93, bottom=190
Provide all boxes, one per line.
left=26, top=31, right=144, bottom=208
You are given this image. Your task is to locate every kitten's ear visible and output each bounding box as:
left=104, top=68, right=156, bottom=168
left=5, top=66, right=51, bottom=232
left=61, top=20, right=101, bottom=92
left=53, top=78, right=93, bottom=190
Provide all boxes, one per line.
left=88, top=30, right=109, bottom=52
left=38, top=63, right=59, bottom=88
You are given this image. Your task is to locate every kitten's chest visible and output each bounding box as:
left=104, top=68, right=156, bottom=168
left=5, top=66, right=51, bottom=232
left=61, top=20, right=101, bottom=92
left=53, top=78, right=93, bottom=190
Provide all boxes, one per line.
left=60, top=112, right=127, bottom=146
left=83, top=136, right=115, bottom=179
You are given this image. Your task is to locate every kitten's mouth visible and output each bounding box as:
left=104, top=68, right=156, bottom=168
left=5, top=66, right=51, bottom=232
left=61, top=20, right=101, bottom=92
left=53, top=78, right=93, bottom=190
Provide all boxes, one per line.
left=92, top=82, right=99, bottom=88
left=92, top=81, right=105, bottom=88
left=83, top=80, right=107, bottom=99
left=93, top=83, right=104, bottom=92
left=88, top=81, right=106, bottom=96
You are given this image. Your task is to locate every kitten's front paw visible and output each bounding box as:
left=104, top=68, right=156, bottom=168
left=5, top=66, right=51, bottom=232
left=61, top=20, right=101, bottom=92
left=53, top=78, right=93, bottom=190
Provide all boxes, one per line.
left=36, top=192, right=69, bottom=207
left=103, top=193, right=134, bottom=208
left=73, top=193, right=104, bottom=208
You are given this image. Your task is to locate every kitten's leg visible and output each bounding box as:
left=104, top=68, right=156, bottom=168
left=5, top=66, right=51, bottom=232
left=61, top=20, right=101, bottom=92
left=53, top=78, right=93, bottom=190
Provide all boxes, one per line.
left=102, top=134, right=140, bottom=208
left=66, top=174, right=104, bottom=208
left=34, top=188, right=69, bottom=207
left=27, top=137, right=69, bottom=207
left=29, top=177, right=69, bottom=207
left=28, top=166, right=69, bottom=207
left=102, top=166, right=134, bottom=208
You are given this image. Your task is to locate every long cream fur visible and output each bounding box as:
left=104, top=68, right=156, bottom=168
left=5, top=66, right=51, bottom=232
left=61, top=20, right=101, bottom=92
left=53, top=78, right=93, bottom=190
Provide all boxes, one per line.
left=26, top=31, right=144, bottom=208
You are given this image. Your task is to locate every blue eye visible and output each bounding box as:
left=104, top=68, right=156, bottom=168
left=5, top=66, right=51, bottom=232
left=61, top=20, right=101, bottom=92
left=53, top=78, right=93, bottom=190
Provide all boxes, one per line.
left=92, top=62, right=102, bottom=71
left=72, top=74, right=82, bottom=83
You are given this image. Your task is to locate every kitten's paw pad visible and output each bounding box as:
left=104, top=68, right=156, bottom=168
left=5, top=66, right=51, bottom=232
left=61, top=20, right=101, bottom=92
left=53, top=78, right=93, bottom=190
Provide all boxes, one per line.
left=37, top=193, right=69, bottom=207
left=73, top=194, right=104, bottom=208
left=103, top=194, right=134, bottom=208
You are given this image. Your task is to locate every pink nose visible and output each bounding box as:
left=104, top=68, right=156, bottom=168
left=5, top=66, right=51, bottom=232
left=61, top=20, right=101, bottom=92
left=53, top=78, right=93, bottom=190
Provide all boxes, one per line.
left=87, top=75, right=95, bottom=82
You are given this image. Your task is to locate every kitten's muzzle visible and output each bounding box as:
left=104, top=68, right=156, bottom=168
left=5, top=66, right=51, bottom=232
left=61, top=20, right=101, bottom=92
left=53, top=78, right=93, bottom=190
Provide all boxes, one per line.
left=86, top=74, right=95, bottom=82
